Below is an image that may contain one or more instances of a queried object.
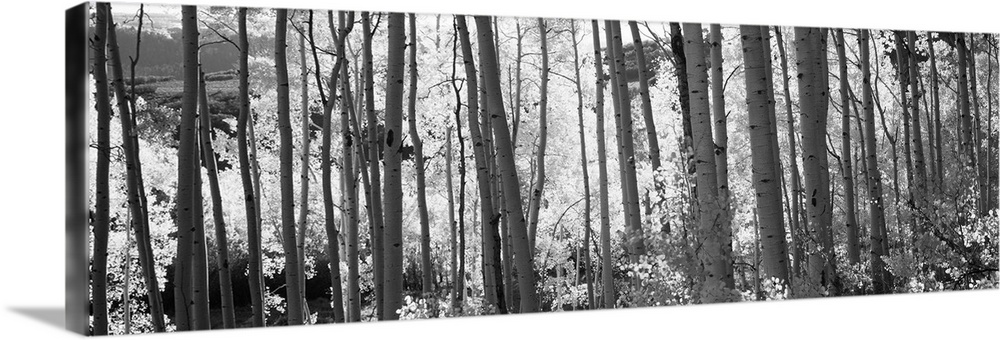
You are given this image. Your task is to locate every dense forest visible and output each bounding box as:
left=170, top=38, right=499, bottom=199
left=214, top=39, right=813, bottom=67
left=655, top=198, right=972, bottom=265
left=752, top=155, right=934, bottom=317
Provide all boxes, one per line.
left=86, top=2, right=998, bottom=335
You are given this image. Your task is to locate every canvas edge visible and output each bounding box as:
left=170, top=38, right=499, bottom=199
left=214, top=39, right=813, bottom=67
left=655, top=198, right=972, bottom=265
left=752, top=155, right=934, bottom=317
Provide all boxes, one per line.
left=66, top=1, right=91, bottom=336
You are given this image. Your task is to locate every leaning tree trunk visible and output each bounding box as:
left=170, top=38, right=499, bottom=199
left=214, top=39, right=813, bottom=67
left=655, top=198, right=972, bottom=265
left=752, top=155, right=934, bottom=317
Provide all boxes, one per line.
left=684, top=23, right=729, bottom=303
left=236, top=7, right=266, bottom=327
left=198, top=70, right=235, bottom=328
left=526, top=18, right=549, bottom=255
left=474, top=15, right=539, bottom=313
left=91, top=4, right=112, bottom=334
left=108, top=6, right=167, bottom=328
left=382, top=13, right=406, bottom=320
left=591, top=20, right=614, bottom=309
left=456, top=15, right=505, bottom=313
left=173, top=6, right=199, bottom=330
left=835, top=29, right=861, bottom=265
left=859, top=29, right=892, bottom=294
left=629, top=21, right=661, bottom=169
left=274, top=9, right=305, bottom=326
left=121, top=6, right=163, bottom=328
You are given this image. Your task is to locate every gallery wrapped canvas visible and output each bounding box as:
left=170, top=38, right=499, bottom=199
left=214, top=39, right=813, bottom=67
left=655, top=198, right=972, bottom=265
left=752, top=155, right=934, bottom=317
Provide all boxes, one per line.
left=65, top=1, right=999, bottom=336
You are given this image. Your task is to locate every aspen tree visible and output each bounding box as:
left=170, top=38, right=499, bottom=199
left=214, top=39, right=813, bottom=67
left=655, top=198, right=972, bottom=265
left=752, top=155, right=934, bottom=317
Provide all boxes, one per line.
left=684, top=23, right=729, bottom=302
left=741, top=25, right=792, bottom=284
left=236, top=7, right=266, bottom=327
left=859, top=29, right=892, bottom=293
left=571, top=19, right=596, bottom=309
left=711, top=24, right=736, bottom=290
left=795, top=27, right=835, bottom=288
left=774, top=27, right=804, bottom=275
left=92, top=4, right=111, bottom=333
left=475, top=15, right=539, bottom=313
left=405, top=13, right=434, bottom=301
left=836, top=29, right=861, bottom=265
left=591, top=20, right=615, bottom=309
left=198, top=70, right=235, bottom=328
left=382, top=13, right=407, bottom=320
left=456, top=15, right=505, bottom=313
left=295, top=27, right=311, bottom=320
left=610, top=21, right=646, bottom=259
left=174, top=6, right=199, bottom=330
left=359, top=12, right=385, bottom=319
left=190, top=117, right=210, bottom=330
left=907, top=31, right=928, bottom=221
left=629, top=21, right=661, bottom=169
left=274, top=9, right=305, bottom=325
left=526, top=18, right=549, bottom=254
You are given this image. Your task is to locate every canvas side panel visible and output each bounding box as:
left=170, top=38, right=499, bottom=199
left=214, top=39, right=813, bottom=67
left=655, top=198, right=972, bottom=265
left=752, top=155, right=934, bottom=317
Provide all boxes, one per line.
left=65, top=1, right=90, bottom=336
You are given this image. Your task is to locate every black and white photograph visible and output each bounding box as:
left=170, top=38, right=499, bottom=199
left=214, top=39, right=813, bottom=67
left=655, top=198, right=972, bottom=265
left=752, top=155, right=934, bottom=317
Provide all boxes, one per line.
left=5, top=0, right=1000, bottom=338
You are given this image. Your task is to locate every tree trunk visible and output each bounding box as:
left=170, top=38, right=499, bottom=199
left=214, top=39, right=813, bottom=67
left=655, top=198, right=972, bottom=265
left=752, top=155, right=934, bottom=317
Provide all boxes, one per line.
left=893, top=32, right=915, bottom=224
left=684, top=23, right=729, bottom=302
left=198, top=70, right=235, bottom=328
left=711, top=24, right=736, bottom=290
left=967, top=35, right=986, bottom=215
left=382, top=13, right=406, bottom=320
left=927, top=33, right=944, bottom=189
left=795, top=27, right=835, bottom=289
left=605, top=21, right=631, bottom=264
left=295, top=28, right=311, bottom=321
left=610, top=21, right=646, bottom=260
left=835, top=29, right=861, bottom=265
left=456, top=15, right=506, bottom=313
left=446, top=126, right=460, bottom=312
left=907, top=31, right=928, bottom=230
left=629, top=21, right=661, bottom=169
left=526, top=18, right=549, bottom=255
left=173, top=6, right=199, bottom=330
left=274, top=9, right=305, bottom=326
left=91, top=4, right=111, bottom=334
left=455, top=41, right=468, bottom=319
left=571, top=19, right=596, bottom=309
left=859, top=29, right=892, bottom=294
left=957, top=34, right=974, bottom=170
left=670, top=23, right=694, bottom=165
left=741, top=25, right=792, bottom=285
left=236, top=8, right=266, bottom=327
left=105, top=5, right=167, bottom=330
left=358, top=12, right=384, bottom=320
left=190, top=116, right=210, bottom=330
left=591, top=20, right=615, bottom=309
left=400, top=14, right=434, bottom=304
left=475, top=15, right=539, bottom=313
left=512, top=20, right=524, bottom=156
left=774, top=27, right=804, bottom=277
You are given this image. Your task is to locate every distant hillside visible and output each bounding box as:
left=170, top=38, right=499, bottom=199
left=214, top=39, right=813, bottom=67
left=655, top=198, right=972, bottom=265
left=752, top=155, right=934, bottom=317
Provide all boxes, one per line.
left=114, top=26, right=274, bottom=78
